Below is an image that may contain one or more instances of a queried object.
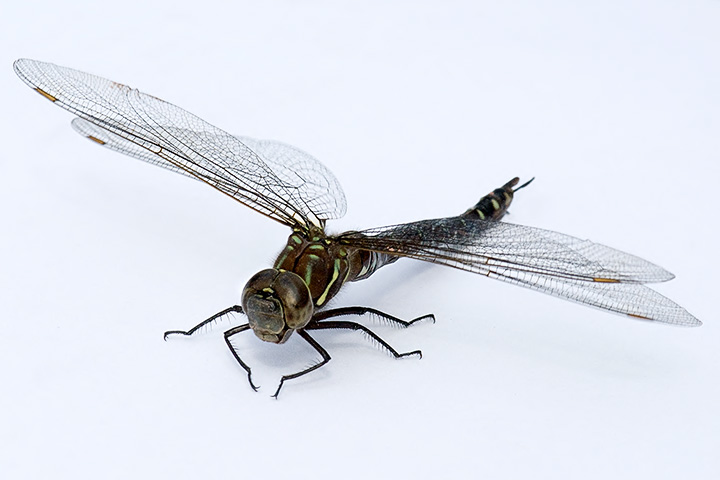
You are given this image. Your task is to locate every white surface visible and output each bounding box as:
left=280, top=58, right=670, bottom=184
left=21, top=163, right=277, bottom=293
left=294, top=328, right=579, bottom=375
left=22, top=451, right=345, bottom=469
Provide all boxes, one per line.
left=1, top=1, right=717, bottom=479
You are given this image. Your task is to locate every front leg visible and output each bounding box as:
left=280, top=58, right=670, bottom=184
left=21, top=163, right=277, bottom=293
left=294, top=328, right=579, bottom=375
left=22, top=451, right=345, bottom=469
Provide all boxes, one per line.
left=224, top=324, right=260, bottom=392
left=163, top=305, right=244, bottom=340
left=272, top=330, right=331, bottom=399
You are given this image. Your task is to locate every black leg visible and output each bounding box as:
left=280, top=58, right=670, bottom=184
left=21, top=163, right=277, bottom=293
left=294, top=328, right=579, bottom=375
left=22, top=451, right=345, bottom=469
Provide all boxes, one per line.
left=163, top=305, right=244, bottom=340
left=312, top=306, right=435, bottom=327
left=224, top=324, right=259, bottom=392
left=272, top=330, right=331, bottom=399
left=306, top=320, right=424, bottom=359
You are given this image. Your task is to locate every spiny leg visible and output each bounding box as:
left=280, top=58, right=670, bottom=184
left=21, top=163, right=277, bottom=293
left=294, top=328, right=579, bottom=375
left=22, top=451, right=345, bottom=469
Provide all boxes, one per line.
left=163, top=305, right=244, bottom=340
left=312, top=306, right=435, bottom=327
left=273, top=330, right=331, bottom=399
left=224, top=324, right=259, bottom=392
left=306, top=320, right=424, bottom=359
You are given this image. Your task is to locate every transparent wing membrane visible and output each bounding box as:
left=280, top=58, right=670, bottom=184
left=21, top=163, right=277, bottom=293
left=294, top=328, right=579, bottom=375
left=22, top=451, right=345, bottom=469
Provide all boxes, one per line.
left=340, top=217, right=699, bottom=326
left=16, top=58, right=697, bottom=328
left=15, top=58, right=346, bottom=229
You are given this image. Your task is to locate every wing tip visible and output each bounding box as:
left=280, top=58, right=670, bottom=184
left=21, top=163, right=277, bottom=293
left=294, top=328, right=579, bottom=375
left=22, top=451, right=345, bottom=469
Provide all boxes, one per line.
left=13, top=57, right=30, bottom=71
left=13, top=58, right=30, bottom=82
left=682, top=315, right=703, bottom=327
left=657, top=268, right=676, bottom=283
left=13, top=58, right=41, bottom=79
left=14, top=58, right=60, bottom=102
left=627, top=312, right=702, bottom=327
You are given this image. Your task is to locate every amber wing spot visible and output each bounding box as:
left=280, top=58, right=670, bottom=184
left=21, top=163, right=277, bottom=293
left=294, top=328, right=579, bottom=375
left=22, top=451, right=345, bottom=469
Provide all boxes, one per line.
left=87, top=135, right=106, bottom=145
left=35, top=87, right=57, bottom=102
left=593, top=277, right=620, bottom=283
left=628, top=313, right=652, bottom=320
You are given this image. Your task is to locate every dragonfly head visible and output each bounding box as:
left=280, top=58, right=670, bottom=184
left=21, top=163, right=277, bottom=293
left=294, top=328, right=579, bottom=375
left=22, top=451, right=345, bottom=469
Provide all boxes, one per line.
left=242, top=269, right=313, bottom=344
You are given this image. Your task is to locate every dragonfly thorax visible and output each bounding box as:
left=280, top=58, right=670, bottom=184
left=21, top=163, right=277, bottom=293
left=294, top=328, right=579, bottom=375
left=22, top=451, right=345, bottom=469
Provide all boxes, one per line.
left=241, top=269, right=313, bottom=344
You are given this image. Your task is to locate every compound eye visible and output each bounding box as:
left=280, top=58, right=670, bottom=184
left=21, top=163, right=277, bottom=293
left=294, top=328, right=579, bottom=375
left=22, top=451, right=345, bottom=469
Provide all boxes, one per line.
left=273, top=271, right=313, bottom=330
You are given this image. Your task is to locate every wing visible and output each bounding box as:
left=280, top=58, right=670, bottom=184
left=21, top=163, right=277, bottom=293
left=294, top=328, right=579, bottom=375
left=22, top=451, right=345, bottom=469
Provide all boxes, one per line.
left=339, top=217, right=700, bottom=326
left=70, top=118, right=347, bottom=215
left=14, top=58, right=347, bottom=229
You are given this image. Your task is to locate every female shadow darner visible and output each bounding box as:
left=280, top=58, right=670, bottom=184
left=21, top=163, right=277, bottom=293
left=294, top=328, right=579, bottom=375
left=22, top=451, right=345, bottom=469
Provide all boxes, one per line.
left=14, top=59, right=700, bottom=397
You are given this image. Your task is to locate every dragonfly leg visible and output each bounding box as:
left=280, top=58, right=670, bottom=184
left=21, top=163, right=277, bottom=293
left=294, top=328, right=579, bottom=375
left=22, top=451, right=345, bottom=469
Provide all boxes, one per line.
left=163, top=305, right=244, bottom=340
left=273, top=330, right=331, bottom=399
left=306, top=320, right=424, bottom=359
left=312, top=306, right=435, bottom=327
left=224, top=323, right=260, bottom=392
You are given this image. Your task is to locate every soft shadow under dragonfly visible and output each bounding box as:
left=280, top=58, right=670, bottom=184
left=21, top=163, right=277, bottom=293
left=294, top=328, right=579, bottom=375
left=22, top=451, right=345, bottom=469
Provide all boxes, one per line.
left=14, top=59, right=700, bottom=398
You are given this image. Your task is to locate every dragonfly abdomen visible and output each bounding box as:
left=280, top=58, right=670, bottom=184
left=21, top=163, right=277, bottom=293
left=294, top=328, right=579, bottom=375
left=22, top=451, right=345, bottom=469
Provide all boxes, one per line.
left=344, top=177, right=535, bottom=284
left=346, top=249, right=399, bottom=282
left=462, top=177, right=533, bottom=221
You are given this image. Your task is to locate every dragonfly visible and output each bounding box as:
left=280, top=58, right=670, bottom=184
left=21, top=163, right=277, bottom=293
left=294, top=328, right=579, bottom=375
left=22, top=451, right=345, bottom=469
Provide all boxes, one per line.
left=14, top=59, right=700, bottom=397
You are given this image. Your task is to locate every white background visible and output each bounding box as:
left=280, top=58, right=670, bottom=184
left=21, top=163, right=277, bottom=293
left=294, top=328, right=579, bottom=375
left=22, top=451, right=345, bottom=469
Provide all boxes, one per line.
left=1, top=1, right=717, bottom=479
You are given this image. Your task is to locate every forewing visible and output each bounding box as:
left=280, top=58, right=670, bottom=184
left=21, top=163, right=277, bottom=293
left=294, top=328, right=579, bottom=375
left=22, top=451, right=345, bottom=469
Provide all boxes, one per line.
left=339, top=217, right=699, bottom=326
left=15, top=58, right=347, bottom=228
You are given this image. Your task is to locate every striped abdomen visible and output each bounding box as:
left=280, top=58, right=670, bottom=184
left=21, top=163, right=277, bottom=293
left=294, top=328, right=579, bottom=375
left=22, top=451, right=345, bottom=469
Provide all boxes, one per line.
left=345, top=177, right=534, bottom=284
left=462, top=177, right=533, bottom=222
